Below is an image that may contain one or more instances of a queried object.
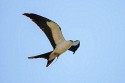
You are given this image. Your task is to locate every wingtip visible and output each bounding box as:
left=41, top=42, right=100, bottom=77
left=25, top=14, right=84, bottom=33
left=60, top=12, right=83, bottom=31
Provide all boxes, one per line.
left=22, top=13, right=29, bottom=16
left=46, top=65, right=49, bottom=67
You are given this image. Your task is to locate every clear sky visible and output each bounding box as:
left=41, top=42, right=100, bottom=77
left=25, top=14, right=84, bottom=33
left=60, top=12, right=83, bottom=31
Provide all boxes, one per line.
left=0, top=0, right=125, bottom=83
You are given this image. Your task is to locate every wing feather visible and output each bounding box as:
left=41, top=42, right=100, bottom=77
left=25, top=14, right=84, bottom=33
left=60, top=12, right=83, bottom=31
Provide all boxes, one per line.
left=23, top=13, right=65, bottom=49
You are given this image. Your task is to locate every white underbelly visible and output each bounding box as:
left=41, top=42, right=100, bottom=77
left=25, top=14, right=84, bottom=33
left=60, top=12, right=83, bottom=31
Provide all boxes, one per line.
left=55, top=41, right=73, bottom=53
left=49, top=41, right=73, bottom=60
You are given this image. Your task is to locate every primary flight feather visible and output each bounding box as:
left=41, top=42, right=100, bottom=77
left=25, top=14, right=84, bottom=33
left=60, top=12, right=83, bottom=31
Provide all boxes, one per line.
left=23, top=13, right=80, bottom=67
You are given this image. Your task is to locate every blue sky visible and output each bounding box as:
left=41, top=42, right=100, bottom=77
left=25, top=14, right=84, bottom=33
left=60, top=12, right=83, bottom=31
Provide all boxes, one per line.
left=0, top=0, right=125, bottom=83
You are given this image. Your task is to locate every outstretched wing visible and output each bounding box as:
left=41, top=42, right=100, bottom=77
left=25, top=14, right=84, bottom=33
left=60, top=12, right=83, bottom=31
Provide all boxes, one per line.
left=23, top=13, right=65, bottom=49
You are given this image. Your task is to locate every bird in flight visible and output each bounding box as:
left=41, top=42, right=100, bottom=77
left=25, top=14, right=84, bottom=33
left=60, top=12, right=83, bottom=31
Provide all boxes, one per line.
left=23, top=13, right=80, bottom=67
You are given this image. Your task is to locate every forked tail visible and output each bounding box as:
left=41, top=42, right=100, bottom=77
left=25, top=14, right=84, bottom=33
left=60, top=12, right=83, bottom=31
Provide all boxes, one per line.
left=28, top=51, right=55, bottom=67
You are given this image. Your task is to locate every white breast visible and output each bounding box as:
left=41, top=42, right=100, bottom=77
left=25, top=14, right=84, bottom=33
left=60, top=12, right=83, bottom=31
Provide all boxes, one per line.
left=49, top=40, right=73, bottom=60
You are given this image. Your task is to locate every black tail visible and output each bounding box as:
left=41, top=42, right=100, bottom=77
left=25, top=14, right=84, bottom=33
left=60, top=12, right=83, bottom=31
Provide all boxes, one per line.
left=28, top=51, right=55, bottom=67
left=28, top=51, right=52, bottom=60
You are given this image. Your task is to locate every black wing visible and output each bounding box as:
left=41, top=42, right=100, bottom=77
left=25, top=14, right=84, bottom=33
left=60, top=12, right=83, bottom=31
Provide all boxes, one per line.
left=68, top=40, right=80, bottom=54
left=23, top=13, right=56, bottom=48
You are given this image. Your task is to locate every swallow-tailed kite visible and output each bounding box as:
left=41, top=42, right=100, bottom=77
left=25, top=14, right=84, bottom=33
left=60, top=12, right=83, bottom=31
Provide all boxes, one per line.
left=23, top=13, right=80, bottom=67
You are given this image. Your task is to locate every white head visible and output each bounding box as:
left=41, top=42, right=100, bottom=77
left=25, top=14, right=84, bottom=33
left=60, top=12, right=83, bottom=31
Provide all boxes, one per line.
left=73, top=40, right=80, bottom=46
left=68, top=40, right=80, bottom=54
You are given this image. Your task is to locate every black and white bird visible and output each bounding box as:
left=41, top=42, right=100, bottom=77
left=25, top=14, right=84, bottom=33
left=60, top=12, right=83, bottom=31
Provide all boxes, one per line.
left=23, top=13, right=80, bottom=67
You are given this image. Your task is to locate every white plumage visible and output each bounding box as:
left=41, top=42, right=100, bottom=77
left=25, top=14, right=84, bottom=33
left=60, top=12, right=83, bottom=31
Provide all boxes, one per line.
left=23, top=13, right=80, bottom=67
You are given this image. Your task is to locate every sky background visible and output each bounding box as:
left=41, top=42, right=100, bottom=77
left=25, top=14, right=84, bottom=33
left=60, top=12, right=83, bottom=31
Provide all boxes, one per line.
left=0, top=0, right=125, bottom=83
